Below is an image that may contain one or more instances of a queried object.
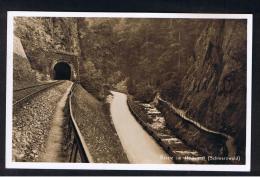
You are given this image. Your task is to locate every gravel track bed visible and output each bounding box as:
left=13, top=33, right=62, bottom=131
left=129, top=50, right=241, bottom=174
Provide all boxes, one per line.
left=12, top=81, right=71, bottom=162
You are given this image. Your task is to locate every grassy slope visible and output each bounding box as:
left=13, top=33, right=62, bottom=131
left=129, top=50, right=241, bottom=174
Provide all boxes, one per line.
left=13, top=53, right=39, bottom=90
left=71, top=84, right=128, bottom=163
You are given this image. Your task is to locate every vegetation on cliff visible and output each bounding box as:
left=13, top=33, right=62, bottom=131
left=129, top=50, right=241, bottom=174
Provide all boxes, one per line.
left=179, top=20, right=247, bottom=160
left=14, top=17, right=247, bottom=162
left=77, top=18, right=206, bottom=101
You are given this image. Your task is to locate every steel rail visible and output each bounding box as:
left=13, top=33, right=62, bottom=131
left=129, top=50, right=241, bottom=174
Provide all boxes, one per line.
left=13, top=81, right=65, bottom=106
left=14, top=81, right=59, bottom=92
left=68, top=83, right=93, bottom=163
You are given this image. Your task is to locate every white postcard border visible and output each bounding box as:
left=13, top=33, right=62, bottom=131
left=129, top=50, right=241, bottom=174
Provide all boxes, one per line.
left=6, top=11, right=253, bottom=171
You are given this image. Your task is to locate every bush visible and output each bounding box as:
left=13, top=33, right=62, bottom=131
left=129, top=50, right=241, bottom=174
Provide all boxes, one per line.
left=126, top=79, right=137, bottom=95
left=134, top=83, right=155, bottom=102
left=160, top=77, right=181, bottom=102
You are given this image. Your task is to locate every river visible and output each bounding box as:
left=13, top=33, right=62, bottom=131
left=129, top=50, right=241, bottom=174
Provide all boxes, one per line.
left=110, top=91, right=173, bottom=164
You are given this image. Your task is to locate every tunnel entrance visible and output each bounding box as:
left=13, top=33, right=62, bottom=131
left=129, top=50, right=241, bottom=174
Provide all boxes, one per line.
left=54, top=62, right=71, bottom=80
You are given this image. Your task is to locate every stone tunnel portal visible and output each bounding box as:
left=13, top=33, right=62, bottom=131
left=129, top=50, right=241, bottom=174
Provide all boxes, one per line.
left=53, top=62, right=71, bottom=80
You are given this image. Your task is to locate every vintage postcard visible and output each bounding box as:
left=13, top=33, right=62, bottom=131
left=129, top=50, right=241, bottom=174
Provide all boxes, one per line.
left=6, top=12, right=252, bottom=171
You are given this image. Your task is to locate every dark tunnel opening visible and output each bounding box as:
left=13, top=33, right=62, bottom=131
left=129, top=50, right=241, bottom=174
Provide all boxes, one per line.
left=54, top=62, right=71, bottom=80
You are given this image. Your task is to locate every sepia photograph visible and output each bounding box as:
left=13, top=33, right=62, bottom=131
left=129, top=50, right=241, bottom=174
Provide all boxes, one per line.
left=5, top=12, right=252, bottom=171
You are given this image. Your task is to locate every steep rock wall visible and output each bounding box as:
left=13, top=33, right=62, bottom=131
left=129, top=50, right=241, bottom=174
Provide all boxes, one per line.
left=157, top=20, right=247, bottom=163
left=14, top=17, right=81, bottom=75
left=179, top=20, right=247, bottom=160
left=13, top=35, right=37, bottom=89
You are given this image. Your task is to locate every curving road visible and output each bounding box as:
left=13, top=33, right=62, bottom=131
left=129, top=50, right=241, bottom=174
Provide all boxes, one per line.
left=110, top=91, right=173, bottom=164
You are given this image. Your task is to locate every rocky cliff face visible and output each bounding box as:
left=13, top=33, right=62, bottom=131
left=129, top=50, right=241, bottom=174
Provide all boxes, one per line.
left=14, top=17, right=80, bottom=74
left=178, top=20, right=247, bottom=160
left=13, top=35, right=38, bottom=89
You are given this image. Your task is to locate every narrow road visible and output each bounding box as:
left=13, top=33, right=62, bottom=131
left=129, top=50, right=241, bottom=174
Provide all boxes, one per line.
left=110, top=91, right=173, bottom=164
left=41, top=82, right=73, bottom=162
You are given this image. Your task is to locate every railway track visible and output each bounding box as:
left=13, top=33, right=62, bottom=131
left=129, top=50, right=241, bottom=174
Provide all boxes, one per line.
left=13, top=81, right=92, bottom=163
left=14, top=81, right=59, bottom=92
left=13, top=80, right=65, bottom=106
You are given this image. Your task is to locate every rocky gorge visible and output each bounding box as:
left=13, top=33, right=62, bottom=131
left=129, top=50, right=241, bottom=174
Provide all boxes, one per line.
left=157, top=20, right=247, bottom=163
left=13, top=17, right=248, bottom=164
